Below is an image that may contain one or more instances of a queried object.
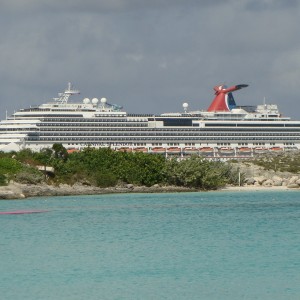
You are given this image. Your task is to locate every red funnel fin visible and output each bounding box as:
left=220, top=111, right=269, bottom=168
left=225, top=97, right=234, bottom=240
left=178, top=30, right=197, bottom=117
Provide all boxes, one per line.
left=207, top=84, right=248, bottom=112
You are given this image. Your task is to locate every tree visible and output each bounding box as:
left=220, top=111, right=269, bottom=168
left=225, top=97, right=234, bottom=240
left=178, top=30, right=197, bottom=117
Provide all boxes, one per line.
left=52, top=143, right=68, bottom=161
left=34, top=148, right=53, bottom=166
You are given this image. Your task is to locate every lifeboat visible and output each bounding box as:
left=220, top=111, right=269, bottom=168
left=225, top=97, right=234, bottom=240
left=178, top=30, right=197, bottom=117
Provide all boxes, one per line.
left=117, top=147, right=132, bottom=152
left=133, top=147, right=148, bottom=153
left=199, top=147, right=214, bottom=152
left=151, top=147, right=166, bottom=153
left=67, top=148, right=79, bottom=154
left=219, top=147, right=234, bottom=154
left=183, top=147, right=198, bottom=154
left=254, top=147, right=268, bottom=153
left=237, top=147, right=252, bottom=153
left=270, top=147, right=283, bottom=151
left=167, top=147, right=181, bottom=153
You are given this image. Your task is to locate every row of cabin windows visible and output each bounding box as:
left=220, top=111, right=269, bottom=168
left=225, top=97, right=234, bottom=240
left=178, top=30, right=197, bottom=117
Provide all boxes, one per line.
left=39, top=123, right=147, bottom=127
left=29, top=136, right=300, bottom=142
left=37, top=125, right=300, bottom=133
left=37, top=132, right=300, bottom=137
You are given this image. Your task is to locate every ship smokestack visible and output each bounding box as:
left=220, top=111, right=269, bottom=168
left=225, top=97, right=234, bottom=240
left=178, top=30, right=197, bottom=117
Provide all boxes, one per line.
left=207, top=84, right=248, bottom=112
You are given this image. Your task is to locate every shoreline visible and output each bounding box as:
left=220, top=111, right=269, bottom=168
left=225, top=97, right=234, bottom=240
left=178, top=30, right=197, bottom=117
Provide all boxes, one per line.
left=0, top=182, right=198, bottom=200
left=221, top=185, right=290, bottom=191
left=220, top=185, right=291, bottom=192
left=0, top=182, right=297, bottom=200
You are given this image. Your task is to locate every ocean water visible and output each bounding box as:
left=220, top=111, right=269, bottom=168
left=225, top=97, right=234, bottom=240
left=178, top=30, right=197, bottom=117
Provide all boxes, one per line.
left=0, top=191, right=300, bottom=300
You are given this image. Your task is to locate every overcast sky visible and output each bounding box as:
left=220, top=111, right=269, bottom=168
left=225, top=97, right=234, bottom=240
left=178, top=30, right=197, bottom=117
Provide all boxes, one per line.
left=1, top=0, right=300, bottom=120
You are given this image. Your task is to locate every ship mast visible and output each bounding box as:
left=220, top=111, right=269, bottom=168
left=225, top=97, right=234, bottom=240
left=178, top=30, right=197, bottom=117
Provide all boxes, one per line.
left=54, top=82, right=80, bottom=104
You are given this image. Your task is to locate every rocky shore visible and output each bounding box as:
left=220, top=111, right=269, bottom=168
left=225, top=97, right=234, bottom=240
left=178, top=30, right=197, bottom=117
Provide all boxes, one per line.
left=0, top=182, right=197, bottom=200
left=0, top=180, right=297, bottom=201
left=233, top=161, right=300, bottom=189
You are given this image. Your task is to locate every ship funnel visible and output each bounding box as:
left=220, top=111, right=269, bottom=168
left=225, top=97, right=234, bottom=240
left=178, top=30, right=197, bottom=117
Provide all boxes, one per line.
left=207, top=84, right=248, bottom=112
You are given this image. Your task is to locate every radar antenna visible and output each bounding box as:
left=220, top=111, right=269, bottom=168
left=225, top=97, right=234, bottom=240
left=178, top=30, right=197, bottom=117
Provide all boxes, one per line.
left=183, top=102, right=189, bottom=113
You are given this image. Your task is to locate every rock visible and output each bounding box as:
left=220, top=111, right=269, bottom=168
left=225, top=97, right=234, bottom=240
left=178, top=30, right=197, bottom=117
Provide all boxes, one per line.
left=152, top=184, right=160, bottom=188
left=273, top=180, right=282, bottom=186
left=126, top=184, right=134, bottom=189
left=271, top=175, right=283, bottom=186
left=0, top=189, right=26, bottom=199
left=253, top=176, right=267, bottom=185
left=287, top=183, right=299, bottom=189
left=288, top=176, right=299, bottom=185
left=263, top=179, right=273, bottom=186
left=0, top=190, right=14, bottom=199
left=245, top=177, right=255, bottom=185
left=272, top=175, right=283, bottom=183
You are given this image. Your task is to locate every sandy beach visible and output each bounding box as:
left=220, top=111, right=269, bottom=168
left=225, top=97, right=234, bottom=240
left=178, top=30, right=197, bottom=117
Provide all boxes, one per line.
left=221, top=185, right=291, bottom=192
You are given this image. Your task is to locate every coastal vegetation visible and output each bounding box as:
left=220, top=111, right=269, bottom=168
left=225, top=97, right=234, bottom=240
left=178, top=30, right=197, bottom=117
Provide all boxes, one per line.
left=0, top=144, right=242, bottom=190
left=248, top=152, right=300, bottom=173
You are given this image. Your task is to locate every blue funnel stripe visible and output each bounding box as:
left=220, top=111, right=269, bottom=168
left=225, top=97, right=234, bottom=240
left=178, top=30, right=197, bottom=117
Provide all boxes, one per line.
left=226, top=92, right=237, bottom=110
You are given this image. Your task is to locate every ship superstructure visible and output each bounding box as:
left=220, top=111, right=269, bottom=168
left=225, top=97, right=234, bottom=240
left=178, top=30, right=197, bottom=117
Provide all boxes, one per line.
left=0, top=83, right=299, bottom=157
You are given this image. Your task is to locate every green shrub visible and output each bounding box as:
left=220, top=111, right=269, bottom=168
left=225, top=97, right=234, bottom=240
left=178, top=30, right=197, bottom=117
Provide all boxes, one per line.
left=0, top=157, right=22, bottom=174
left=14, top=168, right=44, bottom=184
left=0, top=173, right=7, bottom=186
left=163, top=156, right=230, bottom=189
left=92, top=171, right=118, bottom=188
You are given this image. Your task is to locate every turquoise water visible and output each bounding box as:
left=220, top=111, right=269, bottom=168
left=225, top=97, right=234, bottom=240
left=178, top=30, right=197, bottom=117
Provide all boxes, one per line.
left=1, top=191, right=300, bottom=300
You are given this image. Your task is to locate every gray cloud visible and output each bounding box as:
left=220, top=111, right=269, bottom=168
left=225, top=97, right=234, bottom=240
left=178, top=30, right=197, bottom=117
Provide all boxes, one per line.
left=244, top=0, right=299, bottom=11
left=1, top=0, right=300, bottom=120
left=2, top=0, right=227, bottom=14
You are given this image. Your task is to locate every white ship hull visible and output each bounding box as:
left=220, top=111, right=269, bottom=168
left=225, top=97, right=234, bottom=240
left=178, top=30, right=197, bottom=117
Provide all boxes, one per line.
left=0, top=83, right=300, bottom=157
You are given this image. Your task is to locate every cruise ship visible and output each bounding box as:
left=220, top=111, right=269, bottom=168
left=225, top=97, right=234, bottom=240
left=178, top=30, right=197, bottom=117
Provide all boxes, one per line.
left=0, top=83, right=299, bottom=157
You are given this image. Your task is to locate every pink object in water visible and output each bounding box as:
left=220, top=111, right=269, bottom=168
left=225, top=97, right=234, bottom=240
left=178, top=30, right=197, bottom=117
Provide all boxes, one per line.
left=0, top=210, right=48, bottom=215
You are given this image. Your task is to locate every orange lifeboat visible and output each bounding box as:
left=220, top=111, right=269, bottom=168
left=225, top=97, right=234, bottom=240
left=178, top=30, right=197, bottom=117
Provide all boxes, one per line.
left=117, top=147, right=132, bottom=152
left=67, top=148, right=79, bottom=154
left=270, top=147, right=283, bottom=151
left=167, top=147, right=181, bottom=153
left=238, top=147, right=252, bottom=153
left=199, top=147, right=214, bottom=152
left=183, top=147, right=198, bottom=153
left=219, top=147, right=234, bottom=154
left=151, top=147, right=166, bottom=153
left=133, top=147, right=148, bottom=153
left=254, top=147, right=268, bottom=153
